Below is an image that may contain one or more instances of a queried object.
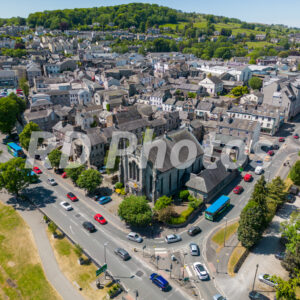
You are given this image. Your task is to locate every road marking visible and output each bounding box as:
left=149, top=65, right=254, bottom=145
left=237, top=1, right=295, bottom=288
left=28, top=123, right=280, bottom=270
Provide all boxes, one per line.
left=58, top=210, right=67, bottom=217
left=82, top=230, right=90, bottom=236
left=185, top=266, right=193, bottom=277
left=70, top=218, right=79, bottom=226
left=69, top=225, right=74, bottom=234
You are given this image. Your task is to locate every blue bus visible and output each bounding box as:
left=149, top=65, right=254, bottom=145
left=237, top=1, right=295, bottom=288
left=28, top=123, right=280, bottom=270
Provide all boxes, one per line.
left=7, top=142, right=25, bottom=158
left=205, top=195, right=230, bottom=221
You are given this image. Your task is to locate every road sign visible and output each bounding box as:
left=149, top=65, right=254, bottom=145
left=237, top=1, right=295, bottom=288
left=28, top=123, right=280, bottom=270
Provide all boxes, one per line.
left=96, top=264, right=107, bottom=276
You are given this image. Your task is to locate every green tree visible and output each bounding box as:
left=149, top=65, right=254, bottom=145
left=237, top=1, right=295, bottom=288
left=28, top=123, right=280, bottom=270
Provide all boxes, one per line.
left=106, top=103, right=110, bottom=111
left=251, top=175, right=268, bottom=216
left=249, top=77, right=263, bottom=90
left=76, top=169, right=102, bottom=193
left=19, top=77, right=29, bottom=99
left=48, top=221, right=58, bottom=234
left=154, top=195, right=173, bottom=210
left=65, top=164, right=85, bottom=183
left=230, top=86, right=249, bottom=97
left=156, top=206, right=174, bottom=223
left=118, top=195, right=152, bottom=227
left=179, top=190, right=190, bottom=200
left=19, top=122, right=41, bottom=150
left=267, top=176, right=287, bottom=207
left=272, top=274, right=300, bottom=300
left=289, top=161, right=300, bottom=185
left=48, top=149, right=63, bottom=169
left=237, top=201, right=265, bottom=248
left=187, top=92, right=196, bottom=98
left=0, top=96, right=18, bottom=135
left=0, top=157, right=33, bottom=196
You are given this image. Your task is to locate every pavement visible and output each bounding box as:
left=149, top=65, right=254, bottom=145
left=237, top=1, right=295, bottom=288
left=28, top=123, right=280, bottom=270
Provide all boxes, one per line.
left=0, top=192, right=84, bottom=300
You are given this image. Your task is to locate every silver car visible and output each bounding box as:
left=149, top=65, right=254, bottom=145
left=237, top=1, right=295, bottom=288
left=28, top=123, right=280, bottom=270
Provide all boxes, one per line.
left=127, top=232, right=143, bottom=243
left=189, top=243, right=200, bottom=256
left=165, top=234, right=181, bottom=244
left=48, top=178, right=57, bottom=186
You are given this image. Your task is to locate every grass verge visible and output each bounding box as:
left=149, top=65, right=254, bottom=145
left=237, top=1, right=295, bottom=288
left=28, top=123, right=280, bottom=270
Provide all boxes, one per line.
left=212, top=222, right=239, bottom=248
left=47, top=229, right=110, bottom=299
left=227, top=242, right=248, bottom=277
left=0, top=202, right=60, bottom=300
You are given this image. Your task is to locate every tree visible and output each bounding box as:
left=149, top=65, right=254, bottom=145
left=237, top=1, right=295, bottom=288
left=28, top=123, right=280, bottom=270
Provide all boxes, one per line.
left=230, top=86, right=249, bottom=97
left=187, top=92, right=196, bottom=98
left=156, top=206, right=174, bottom=223
left=0, top=158, right=33, bottom=196
left=106, top=104, right=110, bottom=111
left=179, top=190, right=190, bottom=200
left=48, top=149, right=63, bottom=169
left=289, top=161, right=300, bottom=185
left=76, top=169, right=102, bottom=193
left=118, top=195, right=152, bottom=227
left=267, top=177, right=287, bottom=207
left=251, top=175, right=268, bottom=215
left=249, top=77, right=262, bottom=90
left=19, top=122, right=41, bottom=150
left=154, top=195, right=172, bottom=210
left=0, top=96, right=18, bottom=135
left=237, top=200, right=265, bottom=248
left=272, top=274, right=300, bottom=300
left=19, top=77, right=29, bottom=99
left=65, top=164, right=85, bottom=183
left=48, top=221, right=58, bottom=234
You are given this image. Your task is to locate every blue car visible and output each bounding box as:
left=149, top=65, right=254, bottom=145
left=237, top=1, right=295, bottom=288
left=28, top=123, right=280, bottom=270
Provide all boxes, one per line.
left=150, top=273, right=169, bottom=291
left=98, top=196, right=112, bottom=205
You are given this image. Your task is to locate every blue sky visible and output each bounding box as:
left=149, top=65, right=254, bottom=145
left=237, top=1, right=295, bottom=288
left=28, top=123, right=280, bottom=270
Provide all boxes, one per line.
left=0, top=0, right=299, bottom=27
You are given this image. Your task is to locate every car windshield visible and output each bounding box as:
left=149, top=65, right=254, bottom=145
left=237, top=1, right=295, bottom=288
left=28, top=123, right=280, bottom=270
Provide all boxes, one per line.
left=63, top=203, right=69, bottom=207
left=196, top=265, right=205, bottom=272
left=99, top=216, right=104, bottom=220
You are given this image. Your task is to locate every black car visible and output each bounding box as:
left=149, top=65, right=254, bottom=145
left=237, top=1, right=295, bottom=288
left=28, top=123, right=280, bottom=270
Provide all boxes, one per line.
left=114, top=248, right=130, bottom=261
left=54, top=168, right=64, bottom=174
left=82, top=221, right=96, bottom=233
left=3, top=133, right=19, bottom=144
left=249, top=291, right=269, bottom=300
left=188, top=226, right=201, bottom=236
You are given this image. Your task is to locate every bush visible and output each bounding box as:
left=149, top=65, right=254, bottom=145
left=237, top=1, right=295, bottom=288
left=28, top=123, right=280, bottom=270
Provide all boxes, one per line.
left=179, top=190, right=190, bottom=200
left=181, top=206, right=194, bottom=219
left=115, top=182, right=123, bottom=189
left=168, top=206, right=194, bottom=224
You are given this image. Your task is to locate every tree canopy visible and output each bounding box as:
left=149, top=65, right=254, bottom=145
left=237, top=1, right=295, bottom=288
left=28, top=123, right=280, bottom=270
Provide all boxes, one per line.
left=154, top=195, right=173, bottom=210
left=118, top=195, right=152, bottom=227
left=76, top=169, right=102, bottom=193
left=19, top=122, right=41, bottom=150
left=48, top=149, right=63, bottom=169
left=249, top=77, right=263, bottom=90
left=290, top=161, right=300, bottom=185
left=65, top=164, right=85, bottom=183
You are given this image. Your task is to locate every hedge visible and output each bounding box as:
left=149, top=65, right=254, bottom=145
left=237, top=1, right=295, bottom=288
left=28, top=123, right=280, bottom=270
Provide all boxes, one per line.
left=169, top=206, right=194, bottom=225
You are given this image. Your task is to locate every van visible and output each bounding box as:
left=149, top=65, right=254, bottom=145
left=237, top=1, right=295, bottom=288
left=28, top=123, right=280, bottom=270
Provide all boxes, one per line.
left=255, top=166, right=263, bottom=175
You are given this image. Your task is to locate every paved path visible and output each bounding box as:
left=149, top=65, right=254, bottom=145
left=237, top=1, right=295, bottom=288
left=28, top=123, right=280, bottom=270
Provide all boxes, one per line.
left=1, top=193, right=84, bottom=300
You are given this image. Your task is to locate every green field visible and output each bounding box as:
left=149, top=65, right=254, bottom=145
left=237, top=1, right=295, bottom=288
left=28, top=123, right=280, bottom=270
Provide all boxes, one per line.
left=0, top=203, right=60, bottom=300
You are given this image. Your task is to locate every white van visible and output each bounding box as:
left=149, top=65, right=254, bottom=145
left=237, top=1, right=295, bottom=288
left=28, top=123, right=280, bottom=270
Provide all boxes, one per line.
left=255, top=166, right=263, bottom=175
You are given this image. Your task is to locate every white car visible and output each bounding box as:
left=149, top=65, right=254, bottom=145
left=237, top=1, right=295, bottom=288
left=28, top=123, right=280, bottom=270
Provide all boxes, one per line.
left=48, top=178, right=57, bottom=186
left=193, top=262, right=209, bottom=280
left=127, top=232, right=143, bottom=243
left=255, top=166, right=263, bottom=175
left=165, top=234, right=181, bottom=244
left=258, top=273, right=278, bottom=287
left=60, top=201, right=72, bottom=211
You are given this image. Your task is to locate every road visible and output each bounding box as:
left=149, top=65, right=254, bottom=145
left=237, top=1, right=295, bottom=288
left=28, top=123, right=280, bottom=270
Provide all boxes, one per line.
left=1, top=125, right=299, bottom=300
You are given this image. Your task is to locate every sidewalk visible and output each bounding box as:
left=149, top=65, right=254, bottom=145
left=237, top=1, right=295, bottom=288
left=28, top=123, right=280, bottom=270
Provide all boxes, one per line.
left=1, top=192, right=84, bottom=300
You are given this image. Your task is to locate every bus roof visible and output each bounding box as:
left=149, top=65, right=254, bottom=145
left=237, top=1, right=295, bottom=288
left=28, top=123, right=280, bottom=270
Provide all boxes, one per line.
left=7, top=142, right=22, bottom=151
left=205, top=195, right=230, bottom=214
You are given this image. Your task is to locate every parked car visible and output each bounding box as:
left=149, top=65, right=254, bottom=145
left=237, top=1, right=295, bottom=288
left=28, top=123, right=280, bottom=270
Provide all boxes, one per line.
left=44, top=161, right=52, bottom=170
left=193, top=262, right=209, bottom=280
left=60, top=201, right=72, bottom=211
left=255, top=160, right=263, bottom=165
left=189, top=243, right=200, bottom=256
left=278, top=137, right=285, bottom=142
left=61, top=172, right=67, bottom=178
left=244, top=174, right=252, bottom=182
left=288, top=185, right=299, bottom=195
left=82, top=221, right=96, bottom=233
left=275, top=252, right=285, bottom=260
left=54, top=168, right=64, bottom=174
left=127, top=232, right=143, bottom=243
left=114, top=248, right=130, bottom=260
left=187, top=226, right=201, bottom=236
left=165, top=234, right=181, bottom=244
left=233, top=185, right=243, bottom=194
left=94, top=213, right=107, bottom=224
left=98, top=196, right=112, bottom=205
left=273, top=144, right=280, bottom=150
left=213, top=294, right=226, bottom=300
left=32, top=166, right=42, bottom=174
left=150, top=273, right=169, bottom=291
left=293, top=133, right=299, bottom=139
left=258, top=274, right=278, bottom=287
left=267, top=150, right=274, bottom=156
left=67, top=192, right=78, bottom=202
left=255, top=166, right=263, bottom=175
left=286, top=194, right=296, bottom=203
left=48, top=178, right=57, bottom=186
left=248, top=291, right=269, bottom=300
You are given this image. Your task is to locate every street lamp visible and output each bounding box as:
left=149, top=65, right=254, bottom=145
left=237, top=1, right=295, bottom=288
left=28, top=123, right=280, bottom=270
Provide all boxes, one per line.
left=156, top=255, right=160, bottom=270
left=142, top=245, right=146, bottom=257
left=134, top=289, right=138, bottom=300
left=170, top=263, right=173, bottom=279
left=252, top=264, right=259, bottom=291
left=223, top=217, right=228, bottom=247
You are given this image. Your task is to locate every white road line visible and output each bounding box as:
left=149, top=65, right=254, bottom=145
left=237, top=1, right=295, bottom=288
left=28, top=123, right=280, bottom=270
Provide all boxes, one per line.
left=58, top=210, right=67, bottom=217
left=82, top=230, right=90, bottom=236
left=70, top=218, right=79, bottom=226
left=69, top=225, right=74, bottom=234
left=185, top=266, right=193, bottom=277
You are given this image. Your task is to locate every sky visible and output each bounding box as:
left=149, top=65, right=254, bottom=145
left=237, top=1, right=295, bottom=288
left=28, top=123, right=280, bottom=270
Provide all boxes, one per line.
left=0, top=0, right=298, bottom=28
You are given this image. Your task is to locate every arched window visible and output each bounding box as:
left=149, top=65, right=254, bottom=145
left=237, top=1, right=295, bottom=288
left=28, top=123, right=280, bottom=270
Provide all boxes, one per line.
left=136, top=165, right=140, bottom=182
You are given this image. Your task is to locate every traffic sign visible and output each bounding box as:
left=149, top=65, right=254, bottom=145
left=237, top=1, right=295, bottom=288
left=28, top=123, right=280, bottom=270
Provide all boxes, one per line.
left=96, top=264, right=107, bottom=276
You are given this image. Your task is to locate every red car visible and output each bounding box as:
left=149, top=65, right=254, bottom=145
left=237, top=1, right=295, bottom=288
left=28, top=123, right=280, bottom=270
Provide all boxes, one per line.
left=67, top=192, right=78, bottom=202
left=293, top=134, right=299, bottom=139
left=32, top=166, right=42, bottom=174
left=278, top=137, right=285, bottom=142
left=94, top=213, right=107, bottom=224
left=267, top=150, right=274, bottom=156
left=233, top=186, right=244, bottom=194
left=61, top=172, right=67, bottom=178
left=244, top=174, right=252, bottom=182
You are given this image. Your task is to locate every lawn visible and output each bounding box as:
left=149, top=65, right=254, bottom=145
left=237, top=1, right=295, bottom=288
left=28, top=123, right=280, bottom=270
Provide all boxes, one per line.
left=212, top=222, right=239, bottom=247
left=48, top=230, right=110, bottom=299
left=0, top=202, right=60, bottom=300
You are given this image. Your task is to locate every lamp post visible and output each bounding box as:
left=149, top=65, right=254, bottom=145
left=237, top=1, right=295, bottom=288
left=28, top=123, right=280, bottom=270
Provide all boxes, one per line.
left=223, top=217, right=228, bottom=247
left=134, top=289, right=138, bottom=300
left=142, top=245, right=146, bottom=257
left=170, top=263, right=173, bottom=279
left=252, top=264, right=259, bottom=291
left=216, top=258, right=219, bottom=274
